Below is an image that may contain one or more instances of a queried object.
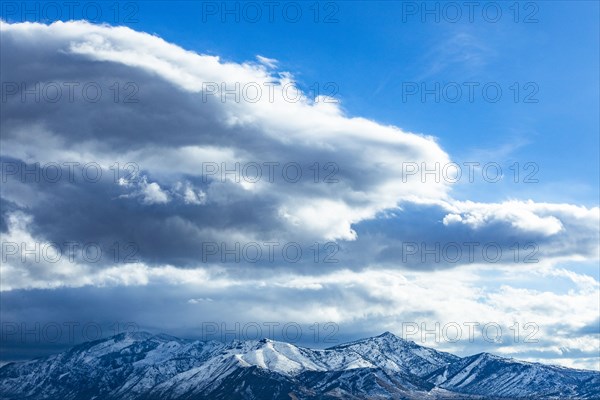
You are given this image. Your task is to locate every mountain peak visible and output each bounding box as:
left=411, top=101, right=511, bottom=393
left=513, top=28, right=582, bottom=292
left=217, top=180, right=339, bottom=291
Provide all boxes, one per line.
left=473, top=352, right=505, bottom=361
left=372, top=331, right=414, bottom=345
left=327, top=331, right=413, bottom=351
left=377, top=331, right=401, bottom=339
left=2, top=331, right=598, bottom=399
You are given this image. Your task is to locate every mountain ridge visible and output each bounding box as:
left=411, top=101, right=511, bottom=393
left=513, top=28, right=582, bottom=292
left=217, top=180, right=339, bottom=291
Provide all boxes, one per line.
left=1, top=331, right=598, bottom=399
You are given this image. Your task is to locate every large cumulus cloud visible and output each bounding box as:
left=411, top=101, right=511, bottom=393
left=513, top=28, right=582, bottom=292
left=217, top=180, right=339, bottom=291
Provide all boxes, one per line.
left=1, top=20, right=447, bottom=266
left=1, top=20, right=598, bottom=287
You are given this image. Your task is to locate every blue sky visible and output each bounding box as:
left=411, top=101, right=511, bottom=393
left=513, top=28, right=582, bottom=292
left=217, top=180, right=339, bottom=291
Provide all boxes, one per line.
left=5, top=1, right=599, bottom=203
left=121, top=0, right=600, bottom=206
left=1, top=1, right=599, bottom=371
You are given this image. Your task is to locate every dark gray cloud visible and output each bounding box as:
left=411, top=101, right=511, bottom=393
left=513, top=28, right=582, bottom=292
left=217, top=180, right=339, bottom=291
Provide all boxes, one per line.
left=0, top=20, right=597, bottom=280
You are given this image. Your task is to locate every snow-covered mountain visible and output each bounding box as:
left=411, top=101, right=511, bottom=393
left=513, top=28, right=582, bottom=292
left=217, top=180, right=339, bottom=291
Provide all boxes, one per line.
left=1, top=331, right=598, bottom=399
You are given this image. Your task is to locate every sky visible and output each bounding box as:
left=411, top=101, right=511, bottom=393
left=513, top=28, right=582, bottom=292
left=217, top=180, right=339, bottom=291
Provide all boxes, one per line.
left=0, top=1, right=599, bottom=371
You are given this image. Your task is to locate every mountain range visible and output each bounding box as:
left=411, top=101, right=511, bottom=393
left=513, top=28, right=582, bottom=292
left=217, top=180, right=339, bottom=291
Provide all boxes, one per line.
left=1, top=331, right=598, bottom=399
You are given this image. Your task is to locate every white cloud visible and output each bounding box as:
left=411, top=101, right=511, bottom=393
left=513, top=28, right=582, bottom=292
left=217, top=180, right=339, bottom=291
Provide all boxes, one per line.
left=118, top=176, right=170, bottom=205
left=0, top=20, right=452, bottom=242
left=182, top=185, right=207, bottom=205
left=141, top=181, right=169, bottom=204
left=440, top=199, right=596, bottom=237
left=256, top=55, right=278, bottom=69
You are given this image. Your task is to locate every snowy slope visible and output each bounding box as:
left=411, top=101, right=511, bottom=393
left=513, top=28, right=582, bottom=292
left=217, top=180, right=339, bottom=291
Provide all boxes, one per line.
left=429, top=352, right=600, bottom=399
left=0, top=331, right=598, bottom=399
